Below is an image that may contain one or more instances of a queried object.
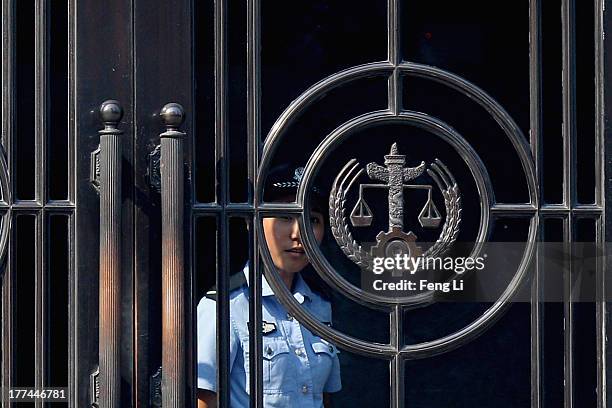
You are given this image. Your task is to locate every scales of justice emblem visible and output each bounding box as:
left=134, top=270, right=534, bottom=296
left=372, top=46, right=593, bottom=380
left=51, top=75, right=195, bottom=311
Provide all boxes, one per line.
left=329, top=143, right=462, bottom=276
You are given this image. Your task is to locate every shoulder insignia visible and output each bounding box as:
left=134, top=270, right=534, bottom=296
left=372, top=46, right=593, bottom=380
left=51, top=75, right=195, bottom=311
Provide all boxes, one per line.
left=262, top=321, right=277, bottom=335
left=246, top=321, right=277, bottom=336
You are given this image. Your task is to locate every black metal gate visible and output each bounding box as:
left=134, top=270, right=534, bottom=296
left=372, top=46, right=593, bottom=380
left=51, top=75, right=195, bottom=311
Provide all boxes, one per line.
left=1, top=0, right=611, bottom=407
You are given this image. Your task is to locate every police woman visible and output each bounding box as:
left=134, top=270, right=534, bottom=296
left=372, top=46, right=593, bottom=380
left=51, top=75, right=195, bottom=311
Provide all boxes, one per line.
left=197, top=165, right=341, bottom=408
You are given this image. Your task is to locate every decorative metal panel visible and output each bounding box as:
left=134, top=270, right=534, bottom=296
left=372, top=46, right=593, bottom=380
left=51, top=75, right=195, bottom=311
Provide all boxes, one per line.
left=0, top=0, right=607, bottom=407
left=192, top=0, right=608, bottom=407
left=1, top=0, right=73, bottom=405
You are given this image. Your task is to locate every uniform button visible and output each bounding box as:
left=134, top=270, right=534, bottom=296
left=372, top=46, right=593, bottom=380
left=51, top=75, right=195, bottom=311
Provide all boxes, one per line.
left=295, top=347, right=304, bottom=356
left=328, top=345, right=334, bottom=353
left=286, top=314, right=294, bottom=321
left=301, top=385, right=309, bottom=394
left=265, top=346, right=273, bottom=356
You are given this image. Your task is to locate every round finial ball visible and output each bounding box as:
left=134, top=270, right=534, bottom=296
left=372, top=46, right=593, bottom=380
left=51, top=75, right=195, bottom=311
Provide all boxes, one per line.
left=160, top=103, right=185, bottom=128
left=99, top=100, right=123, bottom=123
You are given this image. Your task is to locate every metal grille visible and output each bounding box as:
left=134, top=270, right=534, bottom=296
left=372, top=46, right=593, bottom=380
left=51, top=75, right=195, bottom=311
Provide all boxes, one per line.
left=1, top=0, right=74, bottom=406
left=0, top=0, right=607, bottom=407
left=196, top=0, right=606, bottom=407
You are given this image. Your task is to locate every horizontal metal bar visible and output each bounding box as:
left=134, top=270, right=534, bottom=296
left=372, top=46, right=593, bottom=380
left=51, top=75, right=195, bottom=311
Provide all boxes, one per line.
left=191, top=204, right=221, bottom=212
left=193, top=202, right=599, bottom=217
left=540, top=204, right=570, bottom=213
left=12, top=200, right=44, bottom=208
left=191, top=203, right=253, bottom=212
left=570, top=204, right=604, bottom=214
left=539, top=204, right=603, bottom=214
left=6, top=208, right=75, bottom=215
left=3, top=203, right=75, bottom=211
left=192, top=203, right=305, bottom=216
left=45, top=200, right=75, bottom=208
left=491, top=204, right=538, bottom=215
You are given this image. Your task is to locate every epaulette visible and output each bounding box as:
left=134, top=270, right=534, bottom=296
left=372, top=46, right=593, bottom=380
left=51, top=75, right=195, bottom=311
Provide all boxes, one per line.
left=205, top=273, right=248, bottom=301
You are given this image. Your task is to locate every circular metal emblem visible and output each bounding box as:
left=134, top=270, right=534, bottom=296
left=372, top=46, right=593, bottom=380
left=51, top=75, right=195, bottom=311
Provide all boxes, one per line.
left=257, top=61, right=538, bottom=359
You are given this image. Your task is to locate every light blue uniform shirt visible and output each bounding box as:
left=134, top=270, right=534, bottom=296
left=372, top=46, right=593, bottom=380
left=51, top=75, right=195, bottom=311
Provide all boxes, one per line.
left=197, top=266, right=342, bottom=407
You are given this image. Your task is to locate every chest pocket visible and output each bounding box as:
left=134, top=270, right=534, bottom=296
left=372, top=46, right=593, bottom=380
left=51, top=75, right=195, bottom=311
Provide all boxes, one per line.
left=310, top=340, right=336, bottom=392
left=262, top=339, right=295, bottom=393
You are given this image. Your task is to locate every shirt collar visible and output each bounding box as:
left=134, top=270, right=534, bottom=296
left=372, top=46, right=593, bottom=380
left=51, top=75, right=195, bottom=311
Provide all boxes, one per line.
left=242, top=264, right=313, bottom=304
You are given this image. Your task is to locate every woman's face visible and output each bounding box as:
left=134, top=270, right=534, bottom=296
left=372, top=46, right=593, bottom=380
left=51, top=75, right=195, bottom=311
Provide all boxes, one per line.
left=263, top=209, right=325, bottom=274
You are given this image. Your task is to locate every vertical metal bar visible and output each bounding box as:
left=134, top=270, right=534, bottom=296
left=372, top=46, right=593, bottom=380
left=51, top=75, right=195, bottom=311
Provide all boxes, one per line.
left=246, top=0, right=261, bottom=202
left=68, top=211, right=76, bottom=407
left=34, top=1, right=47, bottom=405
left=530, top=0, right=543, bottom=191
left=247, top=0, right=263, bottom=405
left=596, top=216, right=605, bottom=408
left=531, top=224, right=543, bottom=408
left=98, top=100, right=124, bottom=408
left=215, top=211, right=230, bottom=408
left=2, top=0, right=15, bottom=186
left=68, top=0, right=76, bottom=207
left=248, top=219, right=263, bottom=408
left=529, top=1, right=543, bottom=407
left=531, top=227, right=545, bottom=395
left=594, top=0, right=604, bottom=208
left=34, top=0, right=46, bottom=206
left=594, top=1, right=606, bottom=406
left=0, top=0, right=14, bottom=403
left=214, top=0, right=228, bottom=207
left=563, top=216, right=574, bottom=408
left=390, top=356, right=404, bottom=408
left=34, top=211, right=44, bottom=408
left=562, top=0, right=577, bottom=208
left=68, top=0, right=77, bottom=402
left=189, top=210, right=197, bottom=408
left=187, top=5, right=197, bottom=402
left=562, top=1, right=576, bottom=406
left=604, top=1, right=612, bottom=401
left=387, top=0, right=401, bottom=114
left=388, top=71, right=402, bottom=115
left=2, top=215, right=13, bottom=407
left=388, top=2, right=403, bottom=404
left=390, top=305, right=404, bottom=408
left=387, top=0, right=400, bottom=66
left=214, top=0, right=231, bottom=405
left=159, top=103, right=186, bottom=408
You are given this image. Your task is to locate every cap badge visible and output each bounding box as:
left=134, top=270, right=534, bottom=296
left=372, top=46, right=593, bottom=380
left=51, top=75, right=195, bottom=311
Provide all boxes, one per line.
left=293, top=167, right=305, bottom=182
